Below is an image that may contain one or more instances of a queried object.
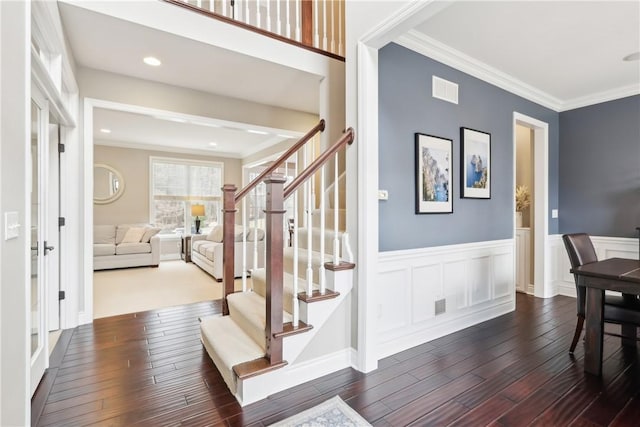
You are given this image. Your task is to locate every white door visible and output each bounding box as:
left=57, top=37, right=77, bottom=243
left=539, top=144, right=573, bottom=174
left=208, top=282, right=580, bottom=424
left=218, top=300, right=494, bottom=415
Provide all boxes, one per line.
left=30, top=88, right=51, bottom=396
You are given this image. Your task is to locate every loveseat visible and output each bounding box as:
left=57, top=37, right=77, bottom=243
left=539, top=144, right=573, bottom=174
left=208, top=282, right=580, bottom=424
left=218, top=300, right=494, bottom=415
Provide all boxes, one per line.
left=191, top=225, right=265, bottom=281
left=93, top=224, right=161, bottom=270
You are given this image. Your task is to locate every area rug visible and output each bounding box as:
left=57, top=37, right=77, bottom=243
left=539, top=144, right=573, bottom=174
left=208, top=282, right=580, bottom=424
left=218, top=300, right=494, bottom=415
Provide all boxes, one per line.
left=269, top=396, right=371, bottom=427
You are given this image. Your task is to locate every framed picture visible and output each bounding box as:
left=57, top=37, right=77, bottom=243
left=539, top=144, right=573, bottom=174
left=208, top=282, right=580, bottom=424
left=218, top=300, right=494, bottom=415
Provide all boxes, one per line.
left=460, top=127, right=491, bottom=199
left=415, top=133, right=453, bottom=214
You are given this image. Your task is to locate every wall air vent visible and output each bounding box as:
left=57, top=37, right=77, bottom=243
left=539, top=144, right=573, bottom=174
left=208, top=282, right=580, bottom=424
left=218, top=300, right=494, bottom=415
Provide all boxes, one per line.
left=432, top=76, right=459, bottom=105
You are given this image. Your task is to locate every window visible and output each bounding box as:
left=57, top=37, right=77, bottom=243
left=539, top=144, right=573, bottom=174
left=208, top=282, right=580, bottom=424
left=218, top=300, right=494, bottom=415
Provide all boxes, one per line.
left=150, top=157, right=223, bottom=233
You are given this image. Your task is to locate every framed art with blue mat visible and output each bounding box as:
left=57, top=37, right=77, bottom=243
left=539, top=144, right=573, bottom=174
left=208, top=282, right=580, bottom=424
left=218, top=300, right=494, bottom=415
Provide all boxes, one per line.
left=415, top=133, right=453, bottom=214
left=461, top=127, right=491, bottom=199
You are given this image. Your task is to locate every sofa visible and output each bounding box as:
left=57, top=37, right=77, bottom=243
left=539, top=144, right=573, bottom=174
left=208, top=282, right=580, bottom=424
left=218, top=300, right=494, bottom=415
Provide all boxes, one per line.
left=191, top=225, right=265, bottom=281
left=94, top=224, right=161, bottom=270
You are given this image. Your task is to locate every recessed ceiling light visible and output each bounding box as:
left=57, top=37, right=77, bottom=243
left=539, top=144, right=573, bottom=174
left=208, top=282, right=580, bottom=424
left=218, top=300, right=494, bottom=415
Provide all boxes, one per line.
left=247, top=129, right=269, bottom=135
left=623, top=52, right=640, bottom=62
left=143, top=56, right=162, bottom=66
left=100, top=128, right=111, bottom=134
left=208, top=142, right=217, bottom=147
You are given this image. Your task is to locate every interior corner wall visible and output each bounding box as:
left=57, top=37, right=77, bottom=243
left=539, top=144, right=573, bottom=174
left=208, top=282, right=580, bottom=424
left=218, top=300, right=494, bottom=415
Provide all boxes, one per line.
left=559, top=95, right=640, bottom=238
left=378, top=43, right=560, bottom=251
left=93, top=144, right=242, bottom=225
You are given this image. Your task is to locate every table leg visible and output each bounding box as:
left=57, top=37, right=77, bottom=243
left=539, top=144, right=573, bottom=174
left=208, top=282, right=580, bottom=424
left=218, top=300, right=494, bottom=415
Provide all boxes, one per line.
left=584, top=287, right=604, bottom=376
left=621, top=294, right=637, bottom=347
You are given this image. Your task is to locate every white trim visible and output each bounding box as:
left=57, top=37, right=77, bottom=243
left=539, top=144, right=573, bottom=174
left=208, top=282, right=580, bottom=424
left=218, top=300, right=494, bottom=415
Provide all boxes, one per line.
left=552, top=234, right=640, bottom=299
left=356, top=42, right=379, bottom=373
left=81, top=99, right=95, bottom=324
left=236, top=348, right=355, bottom=406
left=376, top=239, right=515, bottom=359
left=397, top=31, right=640, bottom=112
left=513, top=112, right=552, bottom=298
left=559, top=84, right=640, bottom=112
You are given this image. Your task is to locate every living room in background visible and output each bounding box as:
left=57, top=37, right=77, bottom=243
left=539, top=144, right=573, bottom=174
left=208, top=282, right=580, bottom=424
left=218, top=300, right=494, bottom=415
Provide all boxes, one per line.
left=150, top=156, right=224, bottom=235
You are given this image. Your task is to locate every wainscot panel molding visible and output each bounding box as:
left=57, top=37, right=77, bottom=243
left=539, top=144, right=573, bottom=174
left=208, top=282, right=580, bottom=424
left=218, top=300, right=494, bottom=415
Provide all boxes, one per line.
left=552, top=234, right=640, bottom=298
left=376, top=239, right=515, bottom=359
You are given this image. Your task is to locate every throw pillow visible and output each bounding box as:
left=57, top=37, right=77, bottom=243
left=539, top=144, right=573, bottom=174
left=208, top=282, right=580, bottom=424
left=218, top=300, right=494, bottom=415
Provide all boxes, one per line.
left=141, top=227, right=161, bottom=243
left=206, top=225, right=223, bottom=243
left=246, top=228, right=265, bottom=242
left=121, top=227, right=146, bottom=243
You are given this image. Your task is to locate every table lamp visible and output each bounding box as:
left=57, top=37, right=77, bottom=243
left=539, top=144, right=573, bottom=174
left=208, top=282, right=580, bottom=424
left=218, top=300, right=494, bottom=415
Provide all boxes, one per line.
left=191, top=204, right=205, bottom=234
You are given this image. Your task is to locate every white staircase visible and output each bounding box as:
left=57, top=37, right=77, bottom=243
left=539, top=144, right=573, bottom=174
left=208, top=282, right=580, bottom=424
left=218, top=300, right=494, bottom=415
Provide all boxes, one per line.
left=200, top=222, right=353, bottom=404
left=199, top=124, right=355, bottom=405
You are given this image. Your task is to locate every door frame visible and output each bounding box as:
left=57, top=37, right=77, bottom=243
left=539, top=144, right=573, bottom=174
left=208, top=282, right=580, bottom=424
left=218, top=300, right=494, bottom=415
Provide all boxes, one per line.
left=30, top=85, right=50, bottom=396
left=513, top=112, right=551, bottom=298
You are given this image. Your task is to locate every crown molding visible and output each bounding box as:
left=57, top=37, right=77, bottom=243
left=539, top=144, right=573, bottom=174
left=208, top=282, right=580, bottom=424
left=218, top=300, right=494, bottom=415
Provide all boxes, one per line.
left=396, top=30, right=564, bottom=111
left=560, top=84, right=640, bottom=112
left=396, top=30, right=639, bottom=113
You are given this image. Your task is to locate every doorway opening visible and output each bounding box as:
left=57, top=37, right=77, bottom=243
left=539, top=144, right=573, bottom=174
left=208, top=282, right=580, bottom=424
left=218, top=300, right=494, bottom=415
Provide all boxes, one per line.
left=513, top=112, right=550, bottom=299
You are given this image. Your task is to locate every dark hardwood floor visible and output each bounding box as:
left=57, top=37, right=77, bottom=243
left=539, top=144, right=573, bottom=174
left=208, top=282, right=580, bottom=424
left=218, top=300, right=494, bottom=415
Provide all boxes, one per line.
left=32, top=293, right=639, bottom=426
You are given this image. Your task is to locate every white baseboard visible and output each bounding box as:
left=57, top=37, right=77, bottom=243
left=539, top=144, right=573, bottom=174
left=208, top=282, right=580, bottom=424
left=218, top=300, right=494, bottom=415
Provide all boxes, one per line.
left=377, top=299, right=514, bottom=359
left=237, top=347, right=355, bottom=406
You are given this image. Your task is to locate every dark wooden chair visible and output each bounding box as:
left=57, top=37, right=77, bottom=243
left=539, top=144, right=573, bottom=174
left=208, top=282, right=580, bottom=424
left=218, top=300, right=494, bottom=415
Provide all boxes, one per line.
left=562, top=233, right=640, bottom=353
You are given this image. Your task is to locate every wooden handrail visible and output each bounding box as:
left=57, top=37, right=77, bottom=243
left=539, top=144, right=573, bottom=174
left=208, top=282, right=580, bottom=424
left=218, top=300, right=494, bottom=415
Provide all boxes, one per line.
left=284, top=128, right=354, bottom=199
left=235, top=119, right=325, bottom=203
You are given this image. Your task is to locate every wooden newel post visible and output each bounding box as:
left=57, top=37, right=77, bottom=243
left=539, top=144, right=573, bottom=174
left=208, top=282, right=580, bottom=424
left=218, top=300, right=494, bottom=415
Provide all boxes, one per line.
left=264, top=174, right=286, bottom=365
left=222, top=184, right=237, bottom=316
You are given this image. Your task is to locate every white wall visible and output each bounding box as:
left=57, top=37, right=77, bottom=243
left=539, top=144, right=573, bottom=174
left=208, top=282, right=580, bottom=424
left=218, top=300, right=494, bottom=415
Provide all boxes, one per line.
left=79, top=68, right=319, bottom=134
left=0, top=1, right=30, bottom=424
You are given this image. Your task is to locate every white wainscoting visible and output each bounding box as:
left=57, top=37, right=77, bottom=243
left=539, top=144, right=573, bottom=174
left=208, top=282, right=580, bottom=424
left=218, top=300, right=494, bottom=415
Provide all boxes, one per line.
left=376, top=239, right=515, bottom=359
left=551, top=235, right=640, bottom=298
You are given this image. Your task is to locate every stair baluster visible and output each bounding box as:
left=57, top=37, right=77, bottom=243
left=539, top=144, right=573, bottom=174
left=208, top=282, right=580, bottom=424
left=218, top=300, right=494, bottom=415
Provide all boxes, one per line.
left=319, top=164, right=326, bottom=294
left=333, top=154, right=340, bottom=265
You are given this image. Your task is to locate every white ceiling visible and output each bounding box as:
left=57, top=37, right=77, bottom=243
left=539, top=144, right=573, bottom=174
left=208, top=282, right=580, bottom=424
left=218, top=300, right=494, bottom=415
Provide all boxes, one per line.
left=58, top=2, right=319, bottom=158
left=411, top=1, right=640, bottom=109
left=59, top=1, right=640, bottom=157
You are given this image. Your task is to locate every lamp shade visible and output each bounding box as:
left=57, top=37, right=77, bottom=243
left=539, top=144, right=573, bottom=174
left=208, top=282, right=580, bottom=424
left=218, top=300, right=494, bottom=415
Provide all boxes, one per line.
left=191, top=204, right=205, bottom=217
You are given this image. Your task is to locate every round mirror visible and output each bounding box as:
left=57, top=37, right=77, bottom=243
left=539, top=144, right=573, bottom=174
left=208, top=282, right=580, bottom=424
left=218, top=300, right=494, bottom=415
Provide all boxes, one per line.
left=94, top=163, right=125, bottom=204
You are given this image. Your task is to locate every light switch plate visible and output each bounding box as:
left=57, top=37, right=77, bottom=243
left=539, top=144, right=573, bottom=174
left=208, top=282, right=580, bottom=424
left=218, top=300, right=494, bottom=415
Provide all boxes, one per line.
left=5, top=211, right=20, bottom=240
left=551, top=209, right=558, bottom=218
left=378, top=190, right=389, bottom=200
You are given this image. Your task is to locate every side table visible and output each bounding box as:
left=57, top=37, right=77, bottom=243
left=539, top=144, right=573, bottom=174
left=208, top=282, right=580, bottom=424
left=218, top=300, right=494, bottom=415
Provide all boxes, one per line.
left=181, top=235, right=192, bottom=263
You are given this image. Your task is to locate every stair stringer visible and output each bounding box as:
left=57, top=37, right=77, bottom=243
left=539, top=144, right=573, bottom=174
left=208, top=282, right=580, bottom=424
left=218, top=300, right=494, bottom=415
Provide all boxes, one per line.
left=235, top=267, right=354, bottom=406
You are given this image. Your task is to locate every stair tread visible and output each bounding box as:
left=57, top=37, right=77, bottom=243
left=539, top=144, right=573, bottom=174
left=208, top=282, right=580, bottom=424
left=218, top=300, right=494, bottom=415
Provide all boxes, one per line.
left=200, top=315, right=264, bottom=393
left=228, top=291, right=293, bottom=351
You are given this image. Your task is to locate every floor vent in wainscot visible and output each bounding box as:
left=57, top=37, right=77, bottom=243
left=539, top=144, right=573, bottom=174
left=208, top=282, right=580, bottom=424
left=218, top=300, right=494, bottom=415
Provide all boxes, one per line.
left=435, top=299, right=446, bottom=315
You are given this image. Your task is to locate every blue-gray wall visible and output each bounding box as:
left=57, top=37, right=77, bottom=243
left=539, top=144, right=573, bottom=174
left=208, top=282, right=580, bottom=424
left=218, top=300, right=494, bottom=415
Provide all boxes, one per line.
left=559, top=95, right=640, bottom=238
left=379, top=43, right=559, bottom=251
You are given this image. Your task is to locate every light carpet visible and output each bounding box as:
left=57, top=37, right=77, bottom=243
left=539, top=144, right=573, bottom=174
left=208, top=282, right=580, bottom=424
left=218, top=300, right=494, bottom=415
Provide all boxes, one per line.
left=269, top=396, right=371, bottom=427
left=93, top=260, right=246, bottom=318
